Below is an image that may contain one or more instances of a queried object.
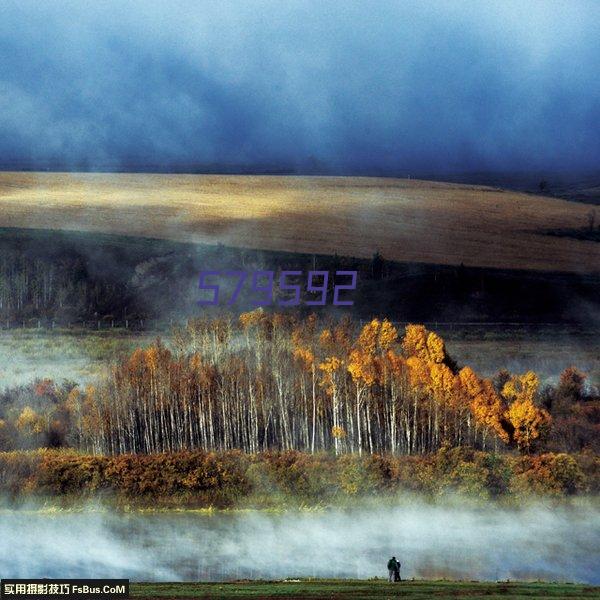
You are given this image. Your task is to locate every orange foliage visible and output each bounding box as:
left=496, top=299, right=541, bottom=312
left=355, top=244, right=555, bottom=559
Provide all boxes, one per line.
left=402, top=324, right=446, bottom=364
left=34, top=379, right=55, bottom=397
left=503, top=372, right=552, bottom=452
left=0, top=449, right=593, bottom=505
left=459, top=367, right=509, bottom=444
left=318, top=356, right=342, bottom=395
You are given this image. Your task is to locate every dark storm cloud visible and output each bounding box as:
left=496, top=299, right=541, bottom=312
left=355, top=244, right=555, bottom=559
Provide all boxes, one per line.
left=0, top=0, right=598, bottom=173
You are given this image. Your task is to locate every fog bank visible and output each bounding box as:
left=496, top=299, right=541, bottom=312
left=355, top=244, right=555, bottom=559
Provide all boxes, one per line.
left=1, top=503, right=598, bottom=583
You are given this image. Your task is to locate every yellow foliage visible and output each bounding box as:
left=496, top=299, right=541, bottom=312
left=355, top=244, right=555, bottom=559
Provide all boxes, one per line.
left=347, top=319, right=398, bottom=387
left=357, top=320, right=379, bottom=354
left=144, top=346, right=160, bottom=372
left=406, top=356, right=431, bottom=390
left=403, top=324, right=446, bottom=364
left=293, top=347, right=314, bottom=370
left=348, top=349, right=378, bottom=387
left=319, top=328, right=333, bottom=349
left=16, top=406, right=44, bottom=434
left=458, top=366, right=482, bottom=398
left=64, top=387, right=81, bottom=413
left=473, top=380, right=510, bottom=444
left=331, top=426, right=347, bottom=439
left=502, top=371, right=539, bottom=404
left=319, top=322, right=352, bottom=356
left=379, top=319, right=399, bottom=349
left=500, top=371, right=551, bottom=451
left=402, top=324, right=428, bottom=359
left=507, top=397, right=552, bottom=452
left=426, top=332, right=446, bottom=364
left=429, top=363, right=455, bottom=403
left=318, top=356, right=342, bottom=395
left=319, top=356, right=341, bottom=373
left=356, top=318, right=398, bottom=355
left=459, top=367, right=509, bottom=444
left=239, top=309, right=264, bottom=330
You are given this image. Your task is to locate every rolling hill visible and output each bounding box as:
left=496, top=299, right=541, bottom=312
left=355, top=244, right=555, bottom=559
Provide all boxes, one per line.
left=0, top=171, right=598, bottom=273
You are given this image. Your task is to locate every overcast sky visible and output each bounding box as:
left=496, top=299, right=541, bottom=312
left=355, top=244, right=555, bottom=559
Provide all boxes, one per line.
left=0, top=0, right=598, bottom=174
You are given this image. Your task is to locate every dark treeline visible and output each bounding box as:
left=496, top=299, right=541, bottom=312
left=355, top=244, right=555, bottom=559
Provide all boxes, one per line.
left=0, top=252, right=132, bottom=326
left=0, top=228, right=598, bottom=326
left=1, top=314, right=597, bottom=457
left=0, top=229, right=368, bottom=325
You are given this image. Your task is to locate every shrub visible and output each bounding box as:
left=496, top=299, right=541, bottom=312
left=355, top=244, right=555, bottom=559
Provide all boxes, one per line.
left=0, top=449, right=595, bottom=507
left=511, top=453, right=586, bottom=496
left=37, top=451, right=107, bottom=495
left=0, top=450, right=43, bottom=495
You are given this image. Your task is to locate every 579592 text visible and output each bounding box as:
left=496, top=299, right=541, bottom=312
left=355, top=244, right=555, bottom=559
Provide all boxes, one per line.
left=198, top=270, right=357, bottom=307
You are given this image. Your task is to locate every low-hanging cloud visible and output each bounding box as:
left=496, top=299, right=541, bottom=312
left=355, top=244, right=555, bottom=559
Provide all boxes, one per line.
left=0, top=0, right=599, bottom=174
left=1, top=502, right=599, bottom=583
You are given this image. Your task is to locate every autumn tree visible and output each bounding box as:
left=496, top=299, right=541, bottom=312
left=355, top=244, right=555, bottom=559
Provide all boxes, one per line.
left=6, top=314, right=571, bottom=458
left=503, top=372, right=552, bottom=453
left=459, top=367, right=509, bottom=449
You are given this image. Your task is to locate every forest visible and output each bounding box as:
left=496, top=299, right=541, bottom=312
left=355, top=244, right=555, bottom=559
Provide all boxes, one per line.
left=1, top=228, right=599, bottom=326
left=0, top=313, right=597, bottom=458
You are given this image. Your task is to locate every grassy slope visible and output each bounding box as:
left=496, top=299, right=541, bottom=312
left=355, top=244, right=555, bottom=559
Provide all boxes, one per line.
left=0, top=172, right=598, bottom=273
left=131, top=580, right=600, bottom=599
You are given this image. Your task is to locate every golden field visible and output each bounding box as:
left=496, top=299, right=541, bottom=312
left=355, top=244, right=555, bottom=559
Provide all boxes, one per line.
left=0, top=171, right=598, bottom=272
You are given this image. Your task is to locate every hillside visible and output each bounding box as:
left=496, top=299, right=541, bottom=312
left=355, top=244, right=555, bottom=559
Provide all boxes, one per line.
left=0, top=172, right=598, bottom=273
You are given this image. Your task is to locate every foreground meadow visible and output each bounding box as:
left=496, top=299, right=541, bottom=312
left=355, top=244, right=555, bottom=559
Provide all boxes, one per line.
left=131, top=580, right=600, bottom=599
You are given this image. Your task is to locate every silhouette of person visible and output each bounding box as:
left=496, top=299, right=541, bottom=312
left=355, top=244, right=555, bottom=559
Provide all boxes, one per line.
left=387, top=556, right=399, bottom=582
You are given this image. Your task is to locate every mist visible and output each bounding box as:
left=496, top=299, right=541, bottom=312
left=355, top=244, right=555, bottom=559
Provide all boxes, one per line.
left=0, top=1, right=599, bottom=174
left=1, top=502, right=599, bottom=583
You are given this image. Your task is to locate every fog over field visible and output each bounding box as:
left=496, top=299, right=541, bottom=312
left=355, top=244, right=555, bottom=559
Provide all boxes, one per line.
left=0, top=326, right=598, bottom=389
left=0, top=331, right=156, bottom=389
left=2, top=503, right=599, bottom=583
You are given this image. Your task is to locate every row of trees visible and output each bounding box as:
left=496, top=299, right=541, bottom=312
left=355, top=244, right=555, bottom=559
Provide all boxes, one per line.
left=0, top=238, right=382, bottom=325
left=2, top=314, right=596, bottom=457
left=0, top=253, right=133, bottom=323
left=49, top=313, right=558, bottom=455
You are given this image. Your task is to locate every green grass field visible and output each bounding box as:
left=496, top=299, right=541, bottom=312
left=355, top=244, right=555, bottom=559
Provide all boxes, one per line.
left=131, top=580, right=600, bottom=599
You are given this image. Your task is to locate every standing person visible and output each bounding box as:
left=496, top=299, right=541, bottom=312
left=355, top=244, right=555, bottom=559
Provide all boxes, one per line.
left=387, top=556, right=398, bottom=582
left=394, top=558, right=401, bottom=582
